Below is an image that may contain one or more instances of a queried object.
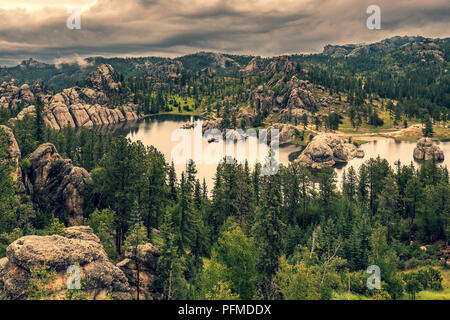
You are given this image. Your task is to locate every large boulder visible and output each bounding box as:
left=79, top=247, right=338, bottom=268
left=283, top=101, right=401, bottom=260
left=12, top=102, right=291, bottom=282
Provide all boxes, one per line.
left=413, top=138, right=445, bottom=161
left=0, top=226, right=132, bottom=300
left=296, top=133, right=364, bottom=169
left=27, top=143, right=91, bottom=226
left=117, top=243, right=161, bottom=300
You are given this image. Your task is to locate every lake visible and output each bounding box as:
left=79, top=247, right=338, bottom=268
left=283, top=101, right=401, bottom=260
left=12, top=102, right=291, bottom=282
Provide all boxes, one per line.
left=116, top=115, right=450, bottom=188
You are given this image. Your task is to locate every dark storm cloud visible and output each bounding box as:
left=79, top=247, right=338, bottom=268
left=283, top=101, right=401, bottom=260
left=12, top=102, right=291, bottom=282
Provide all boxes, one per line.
left=0, top=0, right=449, bottom=66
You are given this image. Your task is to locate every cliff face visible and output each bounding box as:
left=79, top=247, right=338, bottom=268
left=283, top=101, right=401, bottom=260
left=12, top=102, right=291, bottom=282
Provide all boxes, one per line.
left=39, top=103, right=138, bottom=130
left=6, top=64, right=139, bottom=130
left=0, top=125, right=22, bottom=182
left=0, top=226, right=132, bottom=300
left=1, top=126, right=91, bottom=226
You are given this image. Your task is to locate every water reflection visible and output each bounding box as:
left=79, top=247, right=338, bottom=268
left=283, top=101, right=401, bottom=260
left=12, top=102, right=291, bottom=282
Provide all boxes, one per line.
left=335, top=139, right=449, bottom=185
left=116, top=115, right=295, bottom=188
left=115, top=115, right=449, bottom=189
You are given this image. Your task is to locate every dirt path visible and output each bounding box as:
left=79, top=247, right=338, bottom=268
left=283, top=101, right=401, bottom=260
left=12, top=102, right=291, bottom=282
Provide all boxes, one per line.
left=305, top=124, right=425, bottom=141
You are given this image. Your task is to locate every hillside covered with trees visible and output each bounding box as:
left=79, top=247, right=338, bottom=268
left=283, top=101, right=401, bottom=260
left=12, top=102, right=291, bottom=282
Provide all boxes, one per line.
left=0, top=36, right=449, bottom=300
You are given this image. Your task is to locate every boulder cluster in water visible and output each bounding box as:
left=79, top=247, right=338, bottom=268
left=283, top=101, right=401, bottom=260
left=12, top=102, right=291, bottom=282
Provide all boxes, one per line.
left=296, top=133, right=364, bottom=169
left=413, top=138, right=445, bottom=161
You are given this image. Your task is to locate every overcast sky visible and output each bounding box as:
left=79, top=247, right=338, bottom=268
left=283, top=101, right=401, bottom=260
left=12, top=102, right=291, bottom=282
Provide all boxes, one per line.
left=0, top=0, right=449, bottom=66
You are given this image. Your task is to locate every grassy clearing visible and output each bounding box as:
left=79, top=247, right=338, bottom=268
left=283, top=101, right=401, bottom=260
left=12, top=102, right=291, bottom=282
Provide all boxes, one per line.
left=331, top=292, right=371, bottom=300
left=435, top=126, right=450, bottom=142
left=160, top=95, right=204, bottom=116
left=411, top=287, right=450, bottom=300
left=332, top=266, right=450, bottom=300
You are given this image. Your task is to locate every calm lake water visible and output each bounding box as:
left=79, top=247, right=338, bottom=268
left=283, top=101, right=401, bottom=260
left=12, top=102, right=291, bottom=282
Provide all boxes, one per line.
left=116, top=115, right=450, bottom=188
left=116, top=115, right=296, bottom=187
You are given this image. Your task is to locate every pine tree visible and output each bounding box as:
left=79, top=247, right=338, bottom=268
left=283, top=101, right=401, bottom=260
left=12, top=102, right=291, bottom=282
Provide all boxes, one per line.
left=158, top=210, right=186, bottom=299
left=124, top=201, right=148, bottom=300
left=252, top=171, right=284, bottom=299
left=35, top=96, right=45, bottom=143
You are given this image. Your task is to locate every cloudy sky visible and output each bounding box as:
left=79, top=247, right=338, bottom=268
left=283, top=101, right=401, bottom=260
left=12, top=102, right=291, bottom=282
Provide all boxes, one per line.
left=0, top=0, right=449, bottom=66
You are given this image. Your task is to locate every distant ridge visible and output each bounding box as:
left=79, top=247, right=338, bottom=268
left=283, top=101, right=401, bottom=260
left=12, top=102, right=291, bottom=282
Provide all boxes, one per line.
left=322, top=35, right=450, bottom=58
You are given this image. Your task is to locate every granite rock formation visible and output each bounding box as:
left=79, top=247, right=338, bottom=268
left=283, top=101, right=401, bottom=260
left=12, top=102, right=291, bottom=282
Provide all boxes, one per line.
left=0, top=226, right=132, bottom=300
left=296, top=133, right=364, bottom=169
left=27, top=143, right=91, bottom=226
left=413, top=138, right=445, bottom=161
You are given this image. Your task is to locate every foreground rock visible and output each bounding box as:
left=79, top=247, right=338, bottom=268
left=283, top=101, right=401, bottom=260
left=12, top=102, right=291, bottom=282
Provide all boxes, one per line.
left=27, top=143, right=91, bottom=226
left=413, top=138, right=445, bottom=161
left=0, top=226, right=132, bottom=300
left=296, top=133, right=364, bottom=169
left=117, top=243, right=161, bottom=300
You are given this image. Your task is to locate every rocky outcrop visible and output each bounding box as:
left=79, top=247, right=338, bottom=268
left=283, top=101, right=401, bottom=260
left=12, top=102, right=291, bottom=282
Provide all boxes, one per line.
left=241, top=56, right=264, bottom=75
left=250, top=75, right=317, bottom=120
left=202, top=118, right=223, bottom=133
left=323, top=36, right=426, bottom=58
left=88, top=64, right=119, bottom=95
left=403, top=41, right=445, bottom=63
left=296, top=133, right=364, bottom=169
left=0, top=81, right=35, bottom=110
left=117, top=243, right=161, bottom=300
left=40, top=103, right=138, bottom=130
left=267, top=123, right=299, bottom=145
left=0, top=226, right=132, bottom=300
left=413, top=138, right=445, bottom=161
left=148, top=60, right=184, bottom=80
left=286, top=77, right=317, bottom=111
left=265, top=56, right=296, bottom=75
left=236, top=112, right=256, bottom=128
left=27, top=143, right=91, bottom=226
left=8, top=64, right=139, bottom=130
left=279, top=107, right=311, bottom=123
left=0, top=125, right=22, bottom=181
